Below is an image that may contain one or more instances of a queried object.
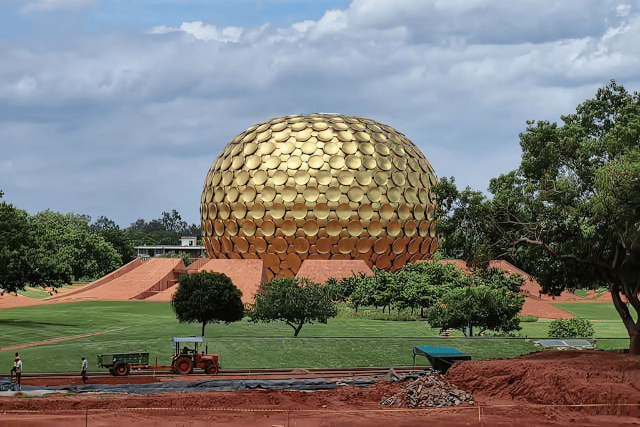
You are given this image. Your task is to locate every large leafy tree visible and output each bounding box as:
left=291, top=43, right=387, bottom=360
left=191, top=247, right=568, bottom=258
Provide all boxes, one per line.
left=426, top=281, right=524, bottom=337
left=490, top=80, right=640, bottom=353
left=250, top=278, right=338, bottom=336
left=171, top=271, right=244, bottom=336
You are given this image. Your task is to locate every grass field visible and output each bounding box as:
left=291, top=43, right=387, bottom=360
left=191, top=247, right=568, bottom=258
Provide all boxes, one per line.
left=0, top=301, right=630, bottom=373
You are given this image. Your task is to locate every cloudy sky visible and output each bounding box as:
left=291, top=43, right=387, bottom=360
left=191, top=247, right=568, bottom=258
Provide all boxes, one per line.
left=1, top=0, right=639, bottom=227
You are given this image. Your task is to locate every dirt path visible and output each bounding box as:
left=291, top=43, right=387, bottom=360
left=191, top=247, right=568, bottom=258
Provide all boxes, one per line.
left=0, top=328, right=122, bottom=352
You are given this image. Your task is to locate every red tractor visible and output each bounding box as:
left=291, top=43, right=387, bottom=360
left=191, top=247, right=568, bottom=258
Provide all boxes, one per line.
left=171, top=337, right=219, bottom=375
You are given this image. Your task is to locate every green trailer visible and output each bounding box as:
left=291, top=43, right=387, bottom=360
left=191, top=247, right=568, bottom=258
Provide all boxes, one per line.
left=97, top=351, right=150, bottom=376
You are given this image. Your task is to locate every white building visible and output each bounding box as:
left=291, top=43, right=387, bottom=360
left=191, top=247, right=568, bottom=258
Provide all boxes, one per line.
left=135, top=237, right=207, bottom=259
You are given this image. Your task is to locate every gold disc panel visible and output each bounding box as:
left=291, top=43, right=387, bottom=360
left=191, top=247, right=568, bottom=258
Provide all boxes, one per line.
left=201, top=114, right=438, bottom=280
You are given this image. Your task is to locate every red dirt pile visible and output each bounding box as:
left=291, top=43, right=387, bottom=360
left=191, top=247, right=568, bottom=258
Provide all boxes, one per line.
left=446, top=350, right=640, bottom=408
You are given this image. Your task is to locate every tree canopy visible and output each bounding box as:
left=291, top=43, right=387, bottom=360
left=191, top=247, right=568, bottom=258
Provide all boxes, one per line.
left=437, top=80, right=640, bottom=353
left=171, top=271, right=244, bottom=336
left=250, top=278, right=338, bottom=336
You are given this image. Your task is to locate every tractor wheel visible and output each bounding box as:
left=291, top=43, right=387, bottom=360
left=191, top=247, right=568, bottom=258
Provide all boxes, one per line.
left=205, top=363, right=218, bottom=375
left=114, top=362, right=130, bottom=376
left=174, top=356, right=193, bottom=375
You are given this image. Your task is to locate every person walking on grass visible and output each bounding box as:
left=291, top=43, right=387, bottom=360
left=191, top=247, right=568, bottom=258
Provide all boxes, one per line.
left=81, top=357, right=88, bottom=384
left=11, top=353, right=22, bottom=391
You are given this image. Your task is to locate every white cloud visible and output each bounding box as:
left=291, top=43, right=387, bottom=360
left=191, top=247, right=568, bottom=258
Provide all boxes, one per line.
left=20, top=0, right=92, bottom=13
left=3, top=0, right=640, bottom=225
left=178, top=22, right=243, bottom=43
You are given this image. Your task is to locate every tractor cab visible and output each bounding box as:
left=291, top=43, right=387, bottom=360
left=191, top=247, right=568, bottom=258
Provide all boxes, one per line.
left=171, top=337, right=219, bottom=375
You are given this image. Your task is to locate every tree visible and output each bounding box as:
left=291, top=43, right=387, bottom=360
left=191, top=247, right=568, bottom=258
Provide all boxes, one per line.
left=250, top=278, right=338, bottom=336
left=171, top=271, right=244, bottom=336
left=426, top=274, right=525, bottom=337
left=489, top=80, right=640, bottom=353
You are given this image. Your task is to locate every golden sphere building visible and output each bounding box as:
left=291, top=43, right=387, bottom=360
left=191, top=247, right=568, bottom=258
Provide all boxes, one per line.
left=200, top=114, right=438, bottom=280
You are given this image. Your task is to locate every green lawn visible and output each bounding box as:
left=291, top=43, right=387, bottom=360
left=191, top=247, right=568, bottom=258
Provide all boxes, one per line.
left=1, top=301, right=537, bottom=373
left=0, top=301, right=631, bottom=374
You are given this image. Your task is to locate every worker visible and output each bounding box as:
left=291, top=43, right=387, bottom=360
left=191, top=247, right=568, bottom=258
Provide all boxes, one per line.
left=11, top=353, right=22, bottom=391
left=81, top=357, right=88, bottom=384
left=182, top=346, right=190, bottom=354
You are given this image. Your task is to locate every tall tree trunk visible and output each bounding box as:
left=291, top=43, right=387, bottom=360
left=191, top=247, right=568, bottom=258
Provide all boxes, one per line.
left=294, top=323, right=303, bottom=337
left=202, top=322, right=206, bottom=337
left=610, top=279, right=640, bottom=354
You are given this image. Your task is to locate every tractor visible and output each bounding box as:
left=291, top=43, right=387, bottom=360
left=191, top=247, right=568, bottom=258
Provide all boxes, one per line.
left=171, top=337, right=219, bottom=375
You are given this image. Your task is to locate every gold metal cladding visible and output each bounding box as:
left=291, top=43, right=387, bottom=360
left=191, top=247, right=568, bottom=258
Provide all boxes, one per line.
left=231, top=202, right=247, bottom=219
left=345, top=155, right=362, bottom=169
left=368, top=220, right=383, bottom=236
left=301, top=141, right=317, bottom=155
left=290, top=121, right=307, bottom=131
left=292, top=203, right=307, bottom=219
left=261, top=186, right=276, bottom=202
left=244, top=155, right=259, bottom=170
left=294, top=170, right=310, bottom=185
left=329, top=156, right=345, bottom=169
left=326, top=187, right=342, bottom=202
left=261, top=220, right=276, bottom=236
left=303, top=219, right=319, bottom=236
left=404, top=220, right=418, bottom=237
left=337, top=170, right=354, bottom=186
left=347, top=220, right=363, bottom=237
left=201, top=113, right=437, bottom=279
left=317, top=129, right=334, bottom=142
left=282, top=186, right=297, bottom=202
left=367, top=187, right=382, bottom=203
left=236, top=170, right=250, bottom=186
left=312, top=121, right=329, bottom=131
left=357, top=237, right=374, bottom=253
left=249, top=203, right=266, bottom=219
left=347, top=186, right=364, bottom=202
left=341, top=140, right=358, bottom=154
left=374, top=238, right=390, bottom=254
left=281, top=220, right=297, bottom=236
left=387, top=221, right=401, bottom=237
left=294, top=238, right=310, bottom=253
left=241, top=220, right=256, bottom=236
left=270, top=203, right=286, bottom=219
left=326, top=220, right=342, bottom=236
left=387, top=187, right=401, bottom=203
left=354, top=131, right=370, bottom=142
left=358, top=204, right=374, bottom=220
left=324, top=142, right=339, bottom=155
left=317, top=170, right=332, bottom=185
left=316, top=238, right=332, bottom=254
left=227, top=220, right=239, bottom=236
left=308, top=155, right=324, bottom=169
left=272, top=238, right=288, bottom=253
left=338, top=238, right=356, bottom=254
left=362, top=156, right=377, bottom=170
left=265, top=156, right=281, bottom=169
left=214, top=220, right=224, bottom=236
left=313, top=203, right=330, bottom=219
left=356, top=171, right=372, bottom=186
left=272, top=170, right=288, bottom=186
left=208, top=203, right=218, bottom=219
left=336, top=203, right=352, bottom=220
left=303, top=187, right=320, bottom=202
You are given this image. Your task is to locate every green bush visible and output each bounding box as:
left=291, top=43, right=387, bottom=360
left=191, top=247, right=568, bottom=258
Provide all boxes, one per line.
left=548, top=318, right=595, bottom=338
left=518, top=315, right=539, bottom=323
left=336, top=305, right=421, bottom=321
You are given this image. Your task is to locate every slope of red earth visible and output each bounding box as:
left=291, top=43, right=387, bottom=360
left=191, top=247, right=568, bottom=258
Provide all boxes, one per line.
left=2, top=351, right=639, bottom=426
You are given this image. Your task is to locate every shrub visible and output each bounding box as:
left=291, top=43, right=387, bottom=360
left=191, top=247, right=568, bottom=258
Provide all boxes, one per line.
left=518, top=315, right=539, bottom=323
left=548, top=318, right=595, bottom=338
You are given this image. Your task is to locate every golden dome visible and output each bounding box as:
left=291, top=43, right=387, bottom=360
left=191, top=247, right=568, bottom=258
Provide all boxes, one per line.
left=200, top=114, right=438, bottom=280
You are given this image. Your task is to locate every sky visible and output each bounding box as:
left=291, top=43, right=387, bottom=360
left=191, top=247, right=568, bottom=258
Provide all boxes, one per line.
left=1, top=0, right=640, bottom=228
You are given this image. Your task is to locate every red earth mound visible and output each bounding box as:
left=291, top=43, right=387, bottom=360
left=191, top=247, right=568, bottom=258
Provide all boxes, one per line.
left=2, top=351, right=639, bottom=426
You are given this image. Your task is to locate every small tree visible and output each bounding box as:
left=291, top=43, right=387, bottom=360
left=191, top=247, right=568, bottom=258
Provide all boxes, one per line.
left=250, top=278, right=337, bottom=336
left=171, top=271, right=244, bottom=336
left=548, top=318, right=595, bottom=338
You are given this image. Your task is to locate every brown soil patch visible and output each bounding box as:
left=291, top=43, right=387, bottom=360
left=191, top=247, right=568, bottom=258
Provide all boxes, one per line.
left=2, top=351, right=639, bottom=426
